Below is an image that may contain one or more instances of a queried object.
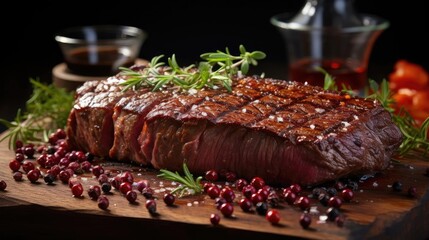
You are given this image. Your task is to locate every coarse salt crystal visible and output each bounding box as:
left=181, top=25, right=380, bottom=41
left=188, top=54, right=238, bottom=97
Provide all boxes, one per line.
left=310, top=206, right=319, bottom=214
left=353, top=115, right=359, bottom=120
left=277, top=117, right=284, bottom=123
left=310, top=124, right=315, bottom=129
left=201, top=112, right=207, bottom=117
left=372, top=182, right=378, bottom=187
left=342, top=121, right=351, bottom=127
left=187, top=203, right=192, bottom=207
left=254, top=100, right=260, bottom=104
left=269, top=115, right=275, bottom=120
left=304, top=81, right=308, bottom=85
left=242, top=108, right=247, bottom=113
left=205, top=96, right=210, bottom=101
left=317, top=135, right=323, bottom=140
left=188, top=88, right=197, bottom=95
left=319, top=215, right=328, bottom=221
left=315, top=108, right=325, bottom=113
left=191, top=105, right=198, bottom=110
left=213, top=86, right=219, bottom=90
left=193, top=201, right=199, bottom=205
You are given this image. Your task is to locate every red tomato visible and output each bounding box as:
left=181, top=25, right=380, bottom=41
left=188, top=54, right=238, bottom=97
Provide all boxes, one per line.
left=392, top=92, right=413, bottom=108
left=413, top=91, right=429, bottom=112
left=389, top=60, right=429, bottom=91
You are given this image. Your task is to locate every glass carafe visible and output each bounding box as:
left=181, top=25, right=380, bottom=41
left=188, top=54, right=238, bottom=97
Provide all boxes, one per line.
left=271, top=0, right=389, bottom=92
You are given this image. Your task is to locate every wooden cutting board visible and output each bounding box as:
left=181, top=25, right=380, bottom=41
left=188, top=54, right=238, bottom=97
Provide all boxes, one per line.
left=0, top=131, right=428, bottom=239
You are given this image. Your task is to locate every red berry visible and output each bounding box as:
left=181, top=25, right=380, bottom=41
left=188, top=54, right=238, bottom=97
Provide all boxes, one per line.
left=220, top=186, right=235, bottom=203
left=257, top=188, right=269, bottom=201
left=59, top=170, right=71, bottom=183
left=210, top=213, right=221, bottom=225
left=15, top=153, right=25, bottom=162
left=126, top=190, right=138, bottom=203
left=36, top=154, right=47, bottom=168
left=22, top=161, right=35, bottom=173
left=15, top=140, right=23, bottom=149
left=300, top=213, right=312, bottom=229
left=27, top=169, right=41, bottom=183
left=205, top=169, right=219, bottom=182
left=67, top=162, right=81, bottom=173
left=220, top=203, right=234, bottom=217
left=119, top=182, right=132, bottom=195
left=98, top=196, right=109, bottom=210
left=328, top=196, right=343, bottom=208
left=13, top=172, right=23, bottom=181
left=235, top=178, right=248, bottom=191
left=225, top=172, right=237, bottom=182
left=207, top=185, right=220, bottom=199
left=266, top=210, right=281, bottom=224
left=203, top=182, right=214, bottom=193
left=68, top=178, right=79, bottom=188
left=239, top=198, right=252, bottom=212
left=97, top=174, right=109, bottom=185
left=142, top=187, right=154, bottom=199
left=283, top=190, right=297, bottom=205
left=71, top=183, right=84, bottom=197
left=163, top=193, right=175, bottom=206
left=250, top=177, right=265, bottom=189
left=136, top=180, right=149, bottom=192
left=0, top=180, right=6, bottom=191
left=88, top=185, right=101, bottom=200
left=289, top=184, right=302, bottom=194
left=80, top=161, right=92, bottom=172
left=251, top=193, right=264, bottom=205
left=242, top=184, right=256, bottom=199
left=23, top=146, right=35, bottom=158
left=341, top=188, right=354, bottom=202
left=145, top=199, right=157, bottom=214
left=296, top=196, right=311, bottom=210
left=48, top=133, right=59, bottom=145
left=55, top=128, right=67, bottom=139
left=110, top=176, right=122, bottom=189
left=92, top=165, right=104, bottom=178
left=9, top=160, right=21, bottom=172
left=120, top=171, right=134, bottom=183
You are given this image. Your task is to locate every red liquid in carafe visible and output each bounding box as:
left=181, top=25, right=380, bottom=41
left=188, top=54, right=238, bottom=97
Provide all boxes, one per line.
left=289, top=59, right=367, bottom=91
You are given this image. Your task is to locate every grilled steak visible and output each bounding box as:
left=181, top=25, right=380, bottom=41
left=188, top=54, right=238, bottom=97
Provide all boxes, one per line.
left=67, top=72, right=403, bottom=186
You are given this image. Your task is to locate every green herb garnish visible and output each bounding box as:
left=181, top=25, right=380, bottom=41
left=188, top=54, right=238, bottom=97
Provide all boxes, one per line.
left=366, top=79, right=429, bottom=157
left=322, top=70, right=429, bottom=158
left=0, top=78, right=74, bottom=149
left=119, top=45, right=266, bottom=92
left=158, top=163, right=203, bottom=197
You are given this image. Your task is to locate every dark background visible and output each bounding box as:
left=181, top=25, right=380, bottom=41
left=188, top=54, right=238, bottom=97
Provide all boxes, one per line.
left=1, top=0, right=428, bottom=132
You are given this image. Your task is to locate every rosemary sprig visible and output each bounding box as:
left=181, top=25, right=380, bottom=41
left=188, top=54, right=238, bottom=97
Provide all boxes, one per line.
left=119, top=45, right=266, bottom=92
left=0, top=79, right=74, bottom=149
left=158, top=163, right=203, bottom=197
left=366, top=79, right=429, bottom=157
left=322, top=70, right=429, bottom=158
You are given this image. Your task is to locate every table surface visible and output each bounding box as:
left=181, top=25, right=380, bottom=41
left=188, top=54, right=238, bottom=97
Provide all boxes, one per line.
left=0, top=130, right=428, bottom=240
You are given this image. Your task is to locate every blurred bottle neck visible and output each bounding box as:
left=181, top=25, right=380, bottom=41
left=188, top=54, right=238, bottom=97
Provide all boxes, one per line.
left=293, top=0, right=361, bottom=28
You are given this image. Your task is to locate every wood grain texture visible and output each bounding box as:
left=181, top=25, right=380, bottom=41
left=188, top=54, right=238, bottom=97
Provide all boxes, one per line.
left=0, top=131, right=428, bottom=240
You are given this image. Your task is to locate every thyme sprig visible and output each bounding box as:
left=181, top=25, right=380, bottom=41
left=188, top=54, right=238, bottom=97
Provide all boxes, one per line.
left=158, top=163, right=203, bottom=197
left=0, top=79, right=74, bottom=149
left=322, top=71, right=429, bottom=158
left=119, top=45, right=266, bottom=92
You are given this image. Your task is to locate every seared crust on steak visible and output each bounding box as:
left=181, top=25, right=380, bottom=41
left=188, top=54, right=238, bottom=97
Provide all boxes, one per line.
left=67, top=70, right=403, bottom=185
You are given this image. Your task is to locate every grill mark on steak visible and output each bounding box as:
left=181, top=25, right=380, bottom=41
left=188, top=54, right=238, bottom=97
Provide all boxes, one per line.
left=67, top=70, right=403, bottom=185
